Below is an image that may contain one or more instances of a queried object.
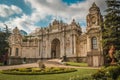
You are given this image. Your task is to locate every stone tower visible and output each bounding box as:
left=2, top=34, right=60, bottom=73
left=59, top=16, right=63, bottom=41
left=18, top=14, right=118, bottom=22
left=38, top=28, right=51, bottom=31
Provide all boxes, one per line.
left=86, top=2, right=103, bottom=67
left=86, top=2, right=103, bottom=30
left=8, top=27, right=23, bottom=64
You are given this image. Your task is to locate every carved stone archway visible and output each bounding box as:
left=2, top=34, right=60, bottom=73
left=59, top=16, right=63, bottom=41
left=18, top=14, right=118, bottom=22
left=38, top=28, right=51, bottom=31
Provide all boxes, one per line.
left=51, top=38, right=60, bottom=58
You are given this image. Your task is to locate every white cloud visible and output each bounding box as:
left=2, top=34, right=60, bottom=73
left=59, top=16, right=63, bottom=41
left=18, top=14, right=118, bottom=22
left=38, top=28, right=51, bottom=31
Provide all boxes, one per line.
left=3, top=14, right=38, bottom=33
left=25, top=0, right=106, bottom=22
left=23, top=0, right=106, bottom=32
left=0, top=4, right=22, bottom=17
left=0, top=0, right=107, bottom=33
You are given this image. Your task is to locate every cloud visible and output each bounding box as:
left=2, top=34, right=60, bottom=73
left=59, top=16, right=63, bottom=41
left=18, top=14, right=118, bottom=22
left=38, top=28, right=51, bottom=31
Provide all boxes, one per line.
left=0, top=4, right=22, bottom=17
left=23, top=0, right=106, bottom=32
left=24, top=0, right=106, bottom=21
left=2, top=14, right=39, bottom=33
left=0, top=0, right=107, bottom=33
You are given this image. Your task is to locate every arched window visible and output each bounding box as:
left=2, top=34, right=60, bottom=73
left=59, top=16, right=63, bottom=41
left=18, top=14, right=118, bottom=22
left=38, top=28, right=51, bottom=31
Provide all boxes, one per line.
left=91, top=37, right=97, bottom=49
left=16, top=48, right=19, bottom=56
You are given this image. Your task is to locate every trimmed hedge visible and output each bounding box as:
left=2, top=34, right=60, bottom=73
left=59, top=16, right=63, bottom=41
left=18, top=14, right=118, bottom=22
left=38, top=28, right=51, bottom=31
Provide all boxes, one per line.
left=1, top=67, right=77, bottom=75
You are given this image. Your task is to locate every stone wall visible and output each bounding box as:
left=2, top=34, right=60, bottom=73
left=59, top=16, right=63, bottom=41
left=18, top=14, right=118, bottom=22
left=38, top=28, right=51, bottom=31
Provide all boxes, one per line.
left=8, top=57, right=42, bottom=65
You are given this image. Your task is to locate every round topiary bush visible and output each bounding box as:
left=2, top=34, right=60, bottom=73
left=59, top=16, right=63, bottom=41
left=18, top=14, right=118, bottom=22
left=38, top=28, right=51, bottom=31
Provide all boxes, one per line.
left=0, top=67, right=77, bottom=75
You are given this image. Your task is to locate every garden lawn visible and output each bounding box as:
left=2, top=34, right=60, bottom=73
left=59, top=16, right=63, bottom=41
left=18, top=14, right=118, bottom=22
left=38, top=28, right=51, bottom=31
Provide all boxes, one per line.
left=65, top=62, right=88, bottom=67
left=0, top=68, right=97, bottom=80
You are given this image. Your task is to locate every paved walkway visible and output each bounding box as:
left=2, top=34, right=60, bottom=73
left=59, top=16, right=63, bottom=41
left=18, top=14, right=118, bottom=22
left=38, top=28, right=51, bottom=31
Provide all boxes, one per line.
left=0, top=60, right=100, bottom=70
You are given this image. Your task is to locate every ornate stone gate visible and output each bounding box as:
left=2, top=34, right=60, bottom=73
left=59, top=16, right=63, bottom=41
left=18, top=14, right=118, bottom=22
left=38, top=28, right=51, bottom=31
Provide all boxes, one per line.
left=51, top=38, right=60, bottom=58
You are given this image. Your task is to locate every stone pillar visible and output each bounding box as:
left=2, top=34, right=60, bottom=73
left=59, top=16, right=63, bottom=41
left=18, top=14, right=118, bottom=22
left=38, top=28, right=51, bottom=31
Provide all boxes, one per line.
left=73, top=35, right=76, bottom=56
left=87, top=36, right=91, bottom=52
left=46, top=40, right=49, bottom=58
left=12, top=47, right=15, bottom=56
left=61, top=37, right=64, bottom=57
left=20, top=47, right=22, bottom=57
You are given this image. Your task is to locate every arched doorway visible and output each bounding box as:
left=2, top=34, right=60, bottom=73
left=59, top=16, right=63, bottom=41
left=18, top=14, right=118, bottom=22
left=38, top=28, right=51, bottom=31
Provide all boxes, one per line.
left=51, top=38, right=60, bottom=58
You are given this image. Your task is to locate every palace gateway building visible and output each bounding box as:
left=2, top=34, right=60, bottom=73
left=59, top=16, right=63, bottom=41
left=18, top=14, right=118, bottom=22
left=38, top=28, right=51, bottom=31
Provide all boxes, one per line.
left=8, top=3, right=104, bottom=67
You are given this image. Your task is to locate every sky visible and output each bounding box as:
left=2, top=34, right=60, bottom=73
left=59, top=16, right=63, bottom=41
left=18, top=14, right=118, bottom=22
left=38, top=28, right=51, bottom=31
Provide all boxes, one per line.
left=0, top=0, right=106, bottom=33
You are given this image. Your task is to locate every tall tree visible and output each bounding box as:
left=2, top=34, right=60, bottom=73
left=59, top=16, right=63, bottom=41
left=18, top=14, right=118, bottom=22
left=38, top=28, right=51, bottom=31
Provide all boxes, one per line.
left=0, top=24, right=11, bottom=55
left=4, top=24, right=11, bottom=38
left=0, top=32, right=9, bottom=55
left=102, top=0, right=120, bottom=65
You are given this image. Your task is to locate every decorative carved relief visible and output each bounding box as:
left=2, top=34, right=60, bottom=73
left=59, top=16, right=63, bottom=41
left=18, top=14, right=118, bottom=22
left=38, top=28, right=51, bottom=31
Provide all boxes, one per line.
left=86, top=2, right=103, bottom=28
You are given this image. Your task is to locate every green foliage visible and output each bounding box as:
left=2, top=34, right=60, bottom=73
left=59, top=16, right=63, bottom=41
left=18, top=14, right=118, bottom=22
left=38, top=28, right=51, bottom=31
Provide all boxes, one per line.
left=102, top=0, right=120, bottom=65
left=18, top=68, right=32, bottom=72
left=92, top=66, right=120, bottom=80
left=102, top=0, right=120, bottom=49
left=0, top=25, right=11, bottom=55
left=0, top=32, right=9, bottom=55
left=0, top=68, right=96, bottom=80
left=32, top=68, right=42, bottom=72
left=1, top=67, right=77, bottom=75
left=114, top=50, right=120, bottom=64
left=92, top=69, right=106, bottom=80
left=106, top=66, right=120, bottom=80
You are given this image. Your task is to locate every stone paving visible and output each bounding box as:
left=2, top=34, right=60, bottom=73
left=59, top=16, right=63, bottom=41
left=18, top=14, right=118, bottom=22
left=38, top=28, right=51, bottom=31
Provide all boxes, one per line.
left=0, top=60, right=100, bottom=70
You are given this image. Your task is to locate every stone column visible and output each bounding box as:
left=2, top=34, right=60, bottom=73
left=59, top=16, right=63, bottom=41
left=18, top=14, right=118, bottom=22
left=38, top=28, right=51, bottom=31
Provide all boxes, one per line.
left=73, top=35, right=76, bottom=56
left=87, top=36, right=91, bottom=52
left=12, top=47, right=15, bottom=56
left=46, top=40, right=49, bottom=58
left=20, top=47, right=22, bottom=57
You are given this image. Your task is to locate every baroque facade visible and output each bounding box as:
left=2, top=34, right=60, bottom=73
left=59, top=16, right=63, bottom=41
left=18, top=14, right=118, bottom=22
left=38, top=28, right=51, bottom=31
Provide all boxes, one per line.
left=8, top=3, right=104, bottom=67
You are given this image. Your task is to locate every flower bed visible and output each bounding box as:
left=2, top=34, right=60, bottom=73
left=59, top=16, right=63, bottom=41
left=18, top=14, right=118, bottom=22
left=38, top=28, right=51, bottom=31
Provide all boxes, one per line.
left=1, top=67, right=77, bottom=75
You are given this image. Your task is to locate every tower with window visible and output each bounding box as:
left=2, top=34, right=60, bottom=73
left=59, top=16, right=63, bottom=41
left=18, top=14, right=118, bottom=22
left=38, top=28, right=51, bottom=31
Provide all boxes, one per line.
left=86, top=2, right=103, bottom=67
left=8, top=27, right=22, bottom=57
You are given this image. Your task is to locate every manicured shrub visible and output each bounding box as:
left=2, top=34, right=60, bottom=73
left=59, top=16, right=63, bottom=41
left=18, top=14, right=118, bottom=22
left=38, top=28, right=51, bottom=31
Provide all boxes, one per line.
left=1, top=67, right=77, bottom=75
left=32, top=68, right=42, bottom=72
left=18, top=68, right=32, bottom=72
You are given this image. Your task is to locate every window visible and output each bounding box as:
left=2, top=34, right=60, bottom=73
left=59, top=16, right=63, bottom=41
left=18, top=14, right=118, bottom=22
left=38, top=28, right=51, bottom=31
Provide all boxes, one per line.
left=16, top=48, right=19, bottom=56
left=91, top=37, right=97, bottom=49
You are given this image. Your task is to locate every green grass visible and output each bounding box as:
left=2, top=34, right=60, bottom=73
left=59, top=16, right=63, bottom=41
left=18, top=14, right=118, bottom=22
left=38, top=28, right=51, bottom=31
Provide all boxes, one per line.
left=0, top=68, right=96, bottom=80
left=65, top=62, right=88, bottom=67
